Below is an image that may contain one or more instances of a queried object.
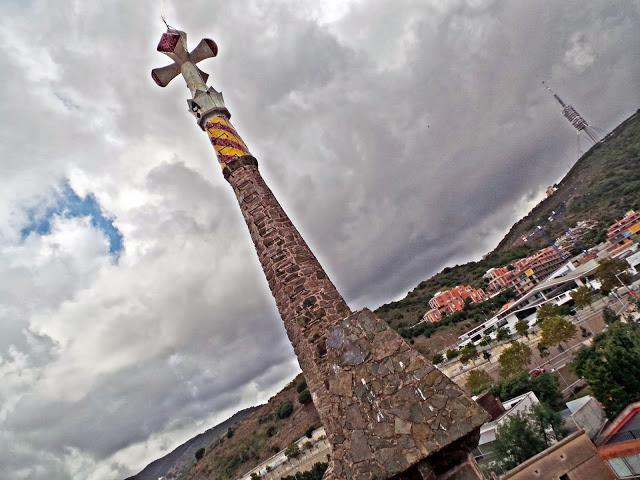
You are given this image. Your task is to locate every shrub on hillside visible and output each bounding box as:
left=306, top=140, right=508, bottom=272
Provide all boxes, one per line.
left=277, top=400, right=294, bottom=419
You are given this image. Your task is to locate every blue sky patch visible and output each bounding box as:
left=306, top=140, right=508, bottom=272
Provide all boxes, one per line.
left=21, top=182, right=124, bottom=257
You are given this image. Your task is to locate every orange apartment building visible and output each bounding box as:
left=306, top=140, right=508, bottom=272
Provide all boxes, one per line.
left=608, top=210, right=640, bottom=245
left=423, top=285, right=486, bottom=323
left=484, top=246, right=568, bottom=297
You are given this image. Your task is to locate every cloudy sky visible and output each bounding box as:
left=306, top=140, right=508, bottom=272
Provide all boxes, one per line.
left=1, top=0, right=638, bottom=478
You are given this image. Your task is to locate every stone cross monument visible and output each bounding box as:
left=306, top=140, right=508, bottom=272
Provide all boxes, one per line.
left=152, top=27, right=489, bottom=480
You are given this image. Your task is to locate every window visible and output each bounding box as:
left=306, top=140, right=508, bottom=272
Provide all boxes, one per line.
left=626, top=454, right=640, bottom=475
left=608, top=458, right=633, bottom=478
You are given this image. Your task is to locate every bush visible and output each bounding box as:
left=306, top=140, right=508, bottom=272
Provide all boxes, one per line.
left=296, top=379, right=308, bottom=393
left=298, top=389, right=312, bottom=405
left=226, top=427, right=234, bottom=439
left=266, top=426, right=277, bottom=437
left=195, top=447, right=205, bottom=461
left=305, top=425, right=316, bottom=438
left=282, top=463, right=328, bottom=480
left=284, top=442, right=301, bottom=459
left=432, top=353, right=444, bottom=365
left=277, top=401, right=294, bottom=419
left=446, top=349, right=460, bottom=360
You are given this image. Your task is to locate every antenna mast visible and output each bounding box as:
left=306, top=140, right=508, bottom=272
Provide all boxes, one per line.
left=542, top=81, right=599, bottom=144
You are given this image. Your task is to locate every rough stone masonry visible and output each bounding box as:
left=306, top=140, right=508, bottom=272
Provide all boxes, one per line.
left=152, top=27, right=490, bottom=480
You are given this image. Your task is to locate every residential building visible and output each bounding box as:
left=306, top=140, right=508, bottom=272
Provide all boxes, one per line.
left=608, top=210, right=640, bottom=245
left=474, top=392, right=541, bottom=463
left=425, top=285, right=486, bottom=321
left=499, top=430, right=615, bottom=480
left=596, top=401, right=640, bottom=479
left=484, top=267, right=517, bottom=294
left=458, top=259, right=601, bottom=348
left=423, top=308, right=442, bottom=323
left=560, top=396, right=608, bottom=440
left=484, top=247, right=568, bottom=297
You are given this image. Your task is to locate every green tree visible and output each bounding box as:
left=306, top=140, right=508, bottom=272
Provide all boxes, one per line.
left=499, top=341, right=532, bottom=379
left=536, top=303, right=562, bottom=322
left=482, top=350, right=492, bottom=363
left=515, top=319, right=529, bottom=338
left=459, top=344, right=480, bottom=365
left=595, top=258, right=630, bottom=293
left=298, top=389, right=312, bottom=405
left=496, top=327, right=511, bottom=342
left=465, top=369, right=493, bottom=395
left=602, top=306, right=620, bottom=324
left=282, top=463, right=328, bottom=480
left=284, top=442, right=301, bottom=459
left=277, top=400, right=294, bottom=419
left=296, top=379, right=308, bottom=393
left=530, top=403, right=567, bottom=447
left=494, top=372, right=564, bottom=411
left=539, top=316, right=576, bottom=348
left=195, top=447, right=205, bottom=461
left=570, top=286, right=594, bottom=310
left=572, top=322, right=640, bottom=416
left=446, top=348, right=460, bottom=360
left=492, top=412, right=547, bottom=473
left=432, top=353, right=445, bottom=365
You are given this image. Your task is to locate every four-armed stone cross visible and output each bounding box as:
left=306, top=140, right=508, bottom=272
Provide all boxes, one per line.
left=152, top=27, right=489, bottom=480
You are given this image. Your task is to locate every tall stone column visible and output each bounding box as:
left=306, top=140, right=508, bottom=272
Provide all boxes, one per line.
left=152, top=27, right=489, bottom=480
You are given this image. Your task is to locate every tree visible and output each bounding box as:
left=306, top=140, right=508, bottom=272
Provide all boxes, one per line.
left=530, top=403, right=567, bottom=447
left=432, top=353, right=444, bottom=365
left=459, top=344, right=480, bottom=365
left=572, top=322, right=640, bottom=416
left=466, top=369, right=493, bottom=395
left=602, top=306, right=620, bottom=324
left=494, top=373, right=564, bottom=411
left=596, top=258, right=630, bottom=293
left=296, top=379, right=308, bottom=393
left=536, top=303, right=562, bottom=322
left=515, top=319, right=529, bottom=338
left=482, top=350, right=492, bottom=363
left=496, top=327, right=511, bottom=342
left=282, top=463, right=328, bottom=480
left=570, top=286, right=594, bottom=310
left=499, top=341, right=532, bottom=379
left=298, top=389, right=312, bottom=405
left=284, top=442, right=301, bottom=459
left=537, top=342, right=549, bottom=358
left=539, top=316, right=576, bottom=348
left=195, top=447, right=205, bottom=461
left=492, top=412, right=547, bottom=473
left=446, top=348, right=460, bottom=360
left=277, top=400, right=294, bottom=419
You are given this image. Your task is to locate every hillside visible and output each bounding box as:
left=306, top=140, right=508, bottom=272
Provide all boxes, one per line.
left=375, top=109, right=640, bottom=358
left=126, top=407, right=257, bottom=480
left=181, top=374, right=320, bottom=480
left=496, top=109, right=640, bottom=250
left=140, top=109, right=639, bottom=480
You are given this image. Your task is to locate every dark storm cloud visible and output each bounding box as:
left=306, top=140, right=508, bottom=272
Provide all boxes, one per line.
left=0, top=1, right=638, bottom=478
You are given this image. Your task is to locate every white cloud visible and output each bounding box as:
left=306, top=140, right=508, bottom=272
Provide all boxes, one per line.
left=0, top=1, right=638, bottom=479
